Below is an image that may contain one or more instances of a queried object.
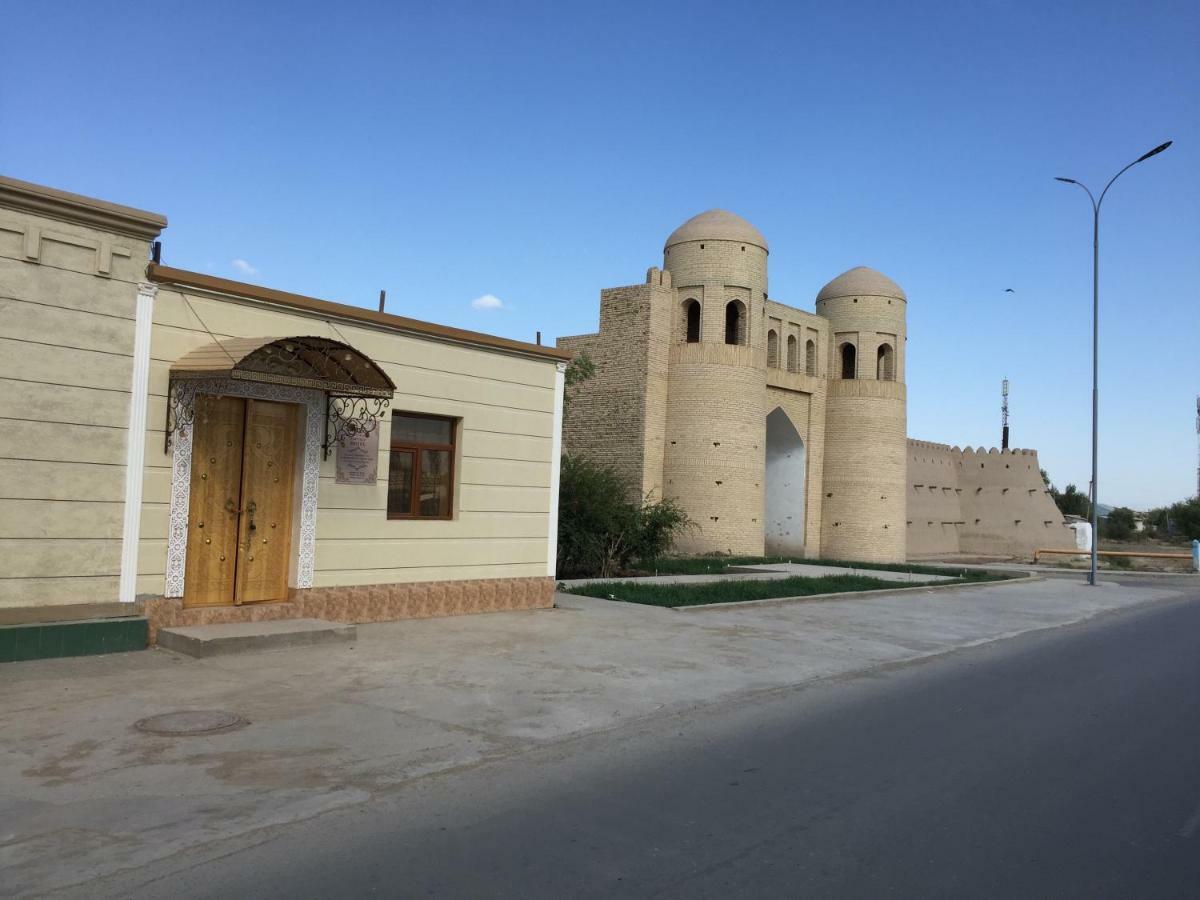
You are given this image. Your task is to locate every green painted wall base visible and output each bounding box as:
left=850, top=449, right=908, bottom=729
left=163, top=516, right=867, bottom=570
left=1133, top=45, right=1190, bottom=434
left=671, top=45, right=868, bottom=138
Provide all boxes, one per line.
left=0, top=617, right=148, bottom=663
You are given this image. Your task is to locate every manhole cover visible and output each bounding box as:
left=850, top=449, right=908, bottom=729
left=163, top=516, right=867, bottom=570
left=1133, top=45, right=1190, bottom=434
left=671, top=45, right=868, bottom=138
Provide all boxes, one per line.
left=134, top=710, right=249, bottom=736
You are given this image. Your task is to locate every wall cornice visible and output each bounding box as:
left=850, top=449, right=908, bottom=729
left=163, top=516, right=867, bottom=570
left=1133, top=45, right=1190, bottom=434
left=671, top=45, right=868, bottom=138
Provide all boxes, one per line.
left=0, top=175, right=166, bottom=240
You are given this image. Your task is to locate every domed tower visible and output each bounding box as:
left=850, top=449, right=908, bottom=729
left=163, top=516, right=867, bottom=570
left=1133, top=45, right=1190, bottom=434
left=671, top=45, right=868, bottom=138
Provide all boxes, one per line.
left=816, top=267, right=908, bottom=563
left=661, top=210, right=769, bottom=554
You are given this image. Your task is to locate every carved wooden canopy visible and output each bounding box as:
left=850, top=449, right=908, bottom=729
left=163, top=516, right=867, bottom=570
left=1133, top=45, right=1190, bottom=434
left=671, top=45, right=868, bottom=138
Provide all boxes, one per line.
left=170, top=336, right=395, bottom=399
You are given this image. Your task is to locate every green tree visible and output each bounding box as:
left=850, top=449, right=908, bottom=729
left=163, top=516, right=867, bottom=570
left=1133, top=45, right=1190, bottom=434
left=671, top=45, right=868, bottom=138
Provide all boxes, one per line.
left=556, top=454, right=692, bottom=578
left=1145, top=497, right=1200, bottom=541
left=1054, top=483, right=1090, bottom=518
left=1172, top=497, right=1200, bottom=540
left=1102, top=506, right=1137, bottom=541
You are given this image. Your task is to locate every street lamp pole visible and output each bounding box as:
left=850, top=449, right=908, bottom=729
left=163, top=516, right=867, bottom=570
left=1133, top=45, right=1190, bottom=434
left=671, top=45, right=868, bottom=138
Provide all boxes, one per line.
left=1056, top=140, right=1172, bottom=586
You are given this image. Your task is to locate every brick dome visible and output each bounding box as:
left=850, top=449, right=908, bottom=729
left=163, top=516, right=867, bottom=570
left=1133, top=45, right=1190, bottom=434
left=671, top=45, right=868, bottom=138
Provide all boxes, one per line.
left=664, top=209, right=768, bottom=252
left=816, top=266, right=906, bottom=302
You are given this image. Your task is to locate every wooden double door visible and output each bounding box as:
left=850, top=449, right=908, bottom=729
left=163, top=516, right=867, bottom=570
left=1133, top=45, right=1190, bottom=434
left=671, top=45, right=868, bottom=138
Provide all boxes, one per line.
left=184, top=395, right=299, bottom=607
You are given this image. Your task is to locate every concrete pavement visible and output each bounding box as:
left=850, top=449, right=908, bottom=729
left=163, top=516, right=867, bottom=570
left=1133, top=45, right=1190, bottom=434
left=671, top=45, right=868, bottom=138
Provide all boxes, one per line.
left=102, top=589, right=1200, bottom=899
left=0, top=573, right=1192, bottom=896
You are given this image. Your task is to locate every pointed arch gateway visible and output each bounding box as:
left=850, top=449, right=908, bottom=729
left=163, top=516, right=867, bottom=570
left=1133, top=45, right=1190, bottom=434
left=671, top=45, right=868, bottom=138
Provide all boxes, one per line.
left=764, top=407, right=806, bottom=555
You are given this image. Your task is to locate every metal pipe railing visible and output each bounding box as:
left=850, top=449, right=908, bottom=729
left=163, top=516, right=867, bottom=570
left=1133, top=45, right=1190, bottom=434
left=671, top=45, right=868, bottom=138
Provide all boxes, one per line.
left=1034, top=547, right=1194, bottom=567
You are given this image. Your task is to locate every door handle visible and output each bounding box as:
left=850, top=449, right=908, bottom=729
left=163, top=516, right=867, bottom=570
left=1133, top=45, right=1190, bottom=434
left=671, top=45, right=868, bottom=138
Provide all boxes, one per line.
left=247, top=500, right=257, bottom=532
left=225, top=498, right=237, bottom=514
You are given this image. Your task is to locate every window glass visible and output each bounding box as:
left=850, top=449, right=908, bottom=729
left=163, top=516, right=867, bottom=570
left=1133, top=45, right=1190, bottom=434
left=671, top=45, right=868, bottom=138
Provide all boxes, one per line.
left=388, top=412, right=456, bottom=518
left=387, top=449, right=415, bottom=517
left=392, top=415, right=452, bottom=445
left=419, top=450, right=452, bottom=517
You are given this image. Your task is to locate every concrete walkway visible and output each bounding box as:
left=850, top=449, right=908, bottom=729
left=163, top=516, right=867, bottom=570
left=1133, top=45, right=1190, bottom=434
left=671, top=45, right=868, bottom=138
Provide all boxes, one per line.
left=0, top=573, right=1191, bottom=897
left=729, top=561, right=958, bottom=581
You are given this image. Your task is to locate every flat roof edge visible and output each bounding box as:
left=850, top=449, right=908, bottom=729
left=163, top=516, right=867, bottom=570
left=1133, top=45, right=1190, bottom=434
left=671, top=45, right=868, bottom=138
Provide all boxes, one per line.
left=147, top=264, right=572, bottom=363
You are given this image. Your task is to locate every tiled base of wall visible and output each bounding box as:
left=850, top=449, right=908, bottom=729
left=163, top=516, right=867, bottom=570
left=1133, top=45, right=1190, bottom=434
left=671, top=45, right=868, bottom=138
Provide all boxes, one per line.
left=143, top=576, right=556, bottom=644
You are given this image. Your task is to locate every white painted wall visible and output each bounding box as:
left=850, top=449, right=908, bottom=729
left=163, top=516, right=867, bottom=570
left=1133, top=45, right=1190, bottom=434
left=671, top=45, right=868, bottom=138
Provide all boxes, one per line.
left=547, top=361, right=566, bottom=576
left=1069, top=522, right=1092, bottom=551
left=764, top=408, right=806, bottom=556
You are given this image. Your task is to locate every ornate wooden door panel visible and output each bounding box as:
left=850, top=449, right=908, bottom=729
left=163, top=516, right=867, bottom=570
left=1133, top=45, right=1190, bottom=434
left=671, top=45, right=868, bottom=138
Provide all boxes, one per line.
left=183, top=395, right=246, bottom=607
left=234, top=399, right=298, bottom=605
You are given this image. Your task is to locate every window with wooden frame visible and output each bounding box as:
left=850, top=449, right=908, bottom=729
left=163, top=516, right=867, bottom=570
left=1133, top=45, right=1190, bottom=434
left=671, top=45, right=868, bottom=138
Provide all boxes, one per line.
left=387, top=412, right=457, bottom=519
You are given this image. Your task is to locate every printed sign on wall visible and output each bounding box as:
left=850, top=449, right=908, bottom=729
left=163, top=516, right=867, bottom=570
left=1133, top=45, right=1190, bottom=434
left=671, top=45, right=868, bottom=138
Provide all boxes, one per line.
left=335, top=429, right=379, bottom=484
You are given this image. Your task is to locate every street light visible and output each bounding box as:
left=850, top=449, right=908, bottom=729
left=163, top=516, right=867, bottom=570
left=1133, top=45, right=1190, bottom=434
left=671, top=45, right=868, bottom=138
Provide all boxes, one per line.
left=1056, top=140, right=1172, bottom=586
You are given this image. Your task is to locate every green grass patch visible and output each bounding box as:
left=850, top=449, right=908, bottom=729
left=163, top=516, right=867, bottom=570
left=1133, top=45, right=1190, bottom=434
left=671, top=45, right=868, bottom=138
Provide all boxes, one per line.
left=636, top=555, right=983, bottom=579
left=563, top=570, right=1009, bottom=609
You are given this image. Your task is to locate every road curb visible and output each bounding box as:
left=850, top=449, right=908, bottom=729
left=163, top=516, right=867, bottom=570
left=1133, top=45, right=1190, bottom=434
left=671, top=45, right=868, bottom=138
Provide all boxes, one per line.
left=672, top=571, right=1042, bottom=613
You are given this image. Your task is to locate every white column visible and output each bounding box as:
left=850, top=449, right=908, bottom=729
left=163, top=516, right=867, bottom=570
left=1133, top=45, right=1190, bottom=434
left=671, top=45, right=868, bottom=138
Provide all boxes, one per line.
left=118, top=282, right=156, bottom=602
left=546, top=361, right=567, bottom=577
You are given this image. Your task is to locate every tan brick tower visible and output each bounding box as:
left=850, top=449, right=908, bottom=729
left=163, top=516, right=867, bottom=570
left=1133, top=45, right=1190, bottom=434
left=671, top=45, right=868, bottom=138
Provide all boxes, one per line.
left=816, top=267, right=908, bottom=562
left=661, top=211, right=770, bottom=554
left=559, top=213, right=1073, bottom=565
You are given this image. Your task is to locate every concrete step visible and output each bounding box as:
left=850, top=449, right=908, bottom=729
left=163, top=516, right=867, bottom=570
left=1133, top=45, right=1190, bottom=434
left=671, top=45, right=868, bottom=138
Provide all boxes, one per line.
left=156, top=618, right=355, bottom=658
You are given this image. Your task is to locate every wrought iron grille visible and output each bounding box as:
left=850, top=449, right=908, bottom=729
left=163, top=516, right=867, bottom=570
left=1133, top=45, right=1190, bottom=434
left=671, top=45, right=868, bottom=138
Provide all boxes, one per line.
left=323, top=395, right=392, bottom=459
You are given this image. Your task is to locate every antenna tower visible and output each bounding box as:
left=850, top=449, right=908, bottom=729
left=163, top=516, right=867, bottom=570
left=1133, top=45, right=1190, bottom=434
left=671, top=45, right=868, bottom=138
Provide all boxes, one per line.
left=1001, top=378, right=1010, bottom=450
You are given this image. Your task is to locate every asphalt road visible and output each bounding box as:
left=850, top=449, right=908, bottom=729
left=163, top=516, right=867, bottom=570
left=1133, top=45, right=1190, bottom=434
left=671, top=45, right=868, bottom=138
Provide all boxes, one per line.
left=102, top=588, right=1200, bottom=899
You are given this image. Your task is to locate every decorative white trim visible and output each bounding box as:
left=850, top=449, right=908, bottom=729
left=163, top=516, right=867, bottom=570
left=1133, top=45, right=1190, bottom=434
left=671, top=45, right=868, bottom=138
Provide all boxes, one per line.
left=164, top=379, right=324, bottom=598
left=118, top=282, right=156, bottom=602
left=546, top=361, right=567, bottom=577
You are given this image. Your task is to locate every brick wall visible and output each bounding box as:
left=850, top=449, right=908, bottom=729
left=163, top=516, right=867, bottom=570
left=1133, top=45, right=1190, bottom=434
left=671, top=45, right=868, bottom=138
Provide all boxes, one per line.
left=817, top=291, right=908, bottom=563
left=664, top=342, right=768, bottom=554
left=906, top=440, right=1077, bottom=559
left=820, top=379, right=909, bottom=562
left=558, top=281, right=673, bottom=500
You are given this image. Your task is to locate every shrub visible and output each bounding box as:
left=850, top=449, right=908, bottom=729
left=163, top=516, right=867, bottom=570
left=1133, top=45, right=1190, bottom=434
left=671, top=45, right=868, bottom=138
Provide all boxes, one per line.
left=557, top=454, right=692, bottom=578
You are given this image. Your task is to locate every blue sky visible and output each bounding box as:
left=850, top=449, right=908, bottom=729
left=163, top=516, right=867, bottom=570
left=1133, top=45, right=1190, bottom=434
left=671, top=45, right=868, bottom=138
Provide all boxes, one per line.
left=3, top=0, right=1196, bottom=508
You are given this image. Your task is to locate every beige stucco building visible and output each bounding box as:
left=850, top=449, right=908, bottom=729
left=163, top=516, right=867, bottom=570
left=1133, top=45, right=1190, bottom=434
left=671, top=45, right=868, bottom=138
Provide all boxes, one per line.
left=0, top=175, right=567, bottom=646
left=559, top=210, right=1074, bottom=563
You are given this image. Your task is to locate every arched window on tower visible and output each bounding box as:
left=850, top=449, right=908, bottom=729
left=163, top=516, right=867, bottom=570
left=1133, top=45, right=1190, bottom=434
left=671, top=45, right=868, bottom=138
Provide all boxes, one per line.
left=725, top=300, right=746, bottom=345
left=840, top=342, right=857, bottom=379
left=805, top=338, right=816, bottom=376
left=682, top=299, right=701, bottom=343
left=767, top=330, right=779, bottom=368
left=876, top=343, right=895, bottom=381
left=786, top=335, right=798, bottom=372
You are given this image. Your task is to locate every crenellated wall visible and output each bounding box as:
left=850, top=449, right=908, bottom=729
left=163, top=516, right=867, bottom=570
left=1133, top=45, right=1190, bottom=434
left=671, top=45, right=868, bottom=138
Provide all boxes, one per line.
left=906, top=440, right=1075, bottom=559
left=906, top=440, right=964, bottom=558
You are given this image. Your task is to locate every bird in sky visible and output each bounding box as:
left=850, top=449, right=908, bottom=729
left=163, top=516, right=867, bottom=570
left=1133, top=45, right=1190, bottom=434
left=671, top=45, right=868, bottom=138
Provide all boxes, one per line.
left=1003, top=288, right=1015, bottom=293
